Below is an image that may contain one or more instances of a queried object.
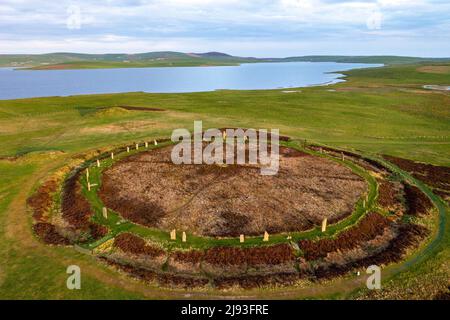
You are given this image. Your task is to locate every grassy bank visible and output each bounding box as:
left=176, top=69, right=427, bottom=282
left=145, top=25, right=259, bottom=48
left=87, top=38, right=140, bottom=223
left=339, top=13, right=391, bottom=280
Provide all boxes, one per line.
left=0, top=62, right=448, bottom=299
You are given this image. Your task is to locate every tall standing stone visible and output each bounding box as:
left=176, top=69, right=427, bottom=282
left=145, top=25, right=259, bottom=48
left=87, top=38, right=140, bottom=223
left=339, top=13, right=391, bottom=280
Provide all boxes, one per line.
left=322, top=218, right=328, bottom=232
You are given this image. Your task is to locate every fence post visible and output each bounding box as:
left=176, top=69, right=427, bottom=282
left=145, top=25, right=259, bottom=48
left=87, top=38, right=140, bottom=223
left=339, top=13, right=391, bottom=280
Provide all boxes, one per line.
left=322, top=218, right=328, bottom=232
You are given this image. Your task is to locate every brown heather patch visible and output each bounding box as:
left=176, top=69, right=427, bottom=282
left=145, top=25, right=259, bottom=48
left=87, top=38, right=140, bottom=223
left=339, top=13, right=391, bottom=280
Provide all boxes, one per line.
left=298, top=212, right=392, bottom=261
left=203, top=243, right=295, bottom=267
left=404, top=184, right=433, bottom=216
left=313, top=223, right=429, bottom=279
left=61, top=169, right=107, bottom=241
left=100, top=144, right=367, bottom=237
left=33, top=222, right=71, bottom=245
left=113, top=233, right=165, bottom=257
left=27, top=179, right=58, bottom=222
left=383, top=155, right=450, bottom=192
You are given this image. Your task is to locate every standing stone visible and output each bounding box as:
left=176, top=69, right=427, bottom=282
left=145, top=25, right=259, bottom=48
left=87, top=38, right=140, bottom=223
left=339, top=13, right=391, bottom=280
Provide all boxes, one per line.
left=182, top=231, right=187, bottom=243
left=97, top=159, right=100, bottom=167
left=136, top=143, right=139, bottom=150
left=322, top=218, right=328, bottom=232
left=154, top=140, right=158, bottom=146
left=145, top=142, right=149, bottom=148
left=170, top=229, right=176, bottom=240
left=111, top=152, right=114, bottom=160
left=240, top=234, right=245, bottom=243
left=127, top=146, right=130, bottom=153
left=102, top=207, right=108, bottom=219
left=263, top=231, right=269, bottom=242
left=341, top=152, right=345, bottom=161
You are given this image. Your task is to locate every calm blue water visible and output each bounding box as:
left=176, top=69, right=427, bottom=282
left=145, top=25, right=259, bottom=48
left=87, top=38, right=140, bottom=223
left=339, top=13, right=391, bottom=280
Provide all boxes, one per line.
left=0, top=62, right=381, bottom=100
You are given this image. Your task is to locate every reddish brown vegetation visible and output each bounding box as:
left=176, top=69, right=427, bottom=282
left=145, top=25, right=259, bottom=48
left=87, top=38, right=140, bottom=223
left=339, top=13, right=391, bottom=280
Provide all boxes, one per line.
left=114, top=233, right=165, bottom=257
left=384, top=155, right=450, bottom=191
left=89, top=224, right=108, bottom=239
left=171, top=244, right=295, bottom=267
left=171, top=250, right=204, bottom=264
left=404, top=184, right=433, bottom=216
left=61, top=170, right=93, bottom=229
left=310, top=145, right=388, bottom=172
left=299, top=213, right=392, bottom=261
left=279, top=146, right=309, bottom=157
left=100, top=144, right=366, bottom=237
left=313, top=223, right=429, bottom=279
left=377, top=180, right=401, bottom=209
left=105, top=197, right=165, bottom=228
left=434, top=189, right=450, bottom=203
left=33, top=223, right=70, bottom=245
left=203, top=244, right=295, bottom=266
left=61, top=169, right=107, bottom=240
left=27, top=179, right=58, bottom=221
left=101, top=220, right=428, bottom=289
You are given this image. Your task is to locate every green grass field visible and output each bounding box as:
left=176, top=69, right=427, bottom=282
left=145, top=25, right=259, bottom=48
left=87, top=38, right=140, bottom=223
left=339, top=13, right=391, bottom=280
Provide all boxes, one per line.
left=2, top=52, right=449, bottom=70
left=0, top=63, right=448, bottom=299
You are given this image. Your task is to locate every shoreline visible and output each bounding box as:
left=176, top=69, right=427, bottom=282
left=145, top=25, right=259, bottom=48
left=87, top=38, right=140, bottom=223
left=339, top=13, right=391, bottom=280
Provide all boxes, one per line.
left=0, top=62, right=381, bottom=101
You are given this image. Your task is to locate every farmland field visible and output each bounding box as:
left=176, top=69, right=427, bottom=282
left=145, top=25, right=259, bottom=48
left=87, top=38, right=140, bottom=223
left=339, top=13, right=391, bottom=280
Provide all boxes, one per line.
left=0, top=63, right=449, bottom=299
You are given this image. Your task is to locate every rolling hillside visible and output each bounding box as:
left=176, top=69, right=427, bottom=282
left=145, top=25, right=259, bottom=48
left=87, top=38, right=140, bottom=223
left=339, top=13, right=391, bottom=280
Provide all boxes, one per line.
left=1, top=51, right=449, bottom=70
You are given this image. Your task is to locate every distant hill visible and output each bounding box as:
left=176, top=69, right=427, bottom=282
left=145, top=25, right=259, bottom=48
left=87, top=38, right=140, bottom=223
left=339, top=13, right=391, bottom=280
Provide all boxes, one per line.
left=275, top=55, right=450, bottom=65
left=191, top=52, right=234, bottom=58
left=0, top=51, right=449, bottom=70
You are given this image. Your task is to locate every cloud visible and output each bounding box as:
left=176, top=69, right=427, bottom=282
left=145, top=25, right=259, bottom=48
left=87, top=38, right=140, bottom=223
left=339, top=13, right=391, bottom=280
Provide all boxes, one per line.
left=0, top=0, right=449, bottom=56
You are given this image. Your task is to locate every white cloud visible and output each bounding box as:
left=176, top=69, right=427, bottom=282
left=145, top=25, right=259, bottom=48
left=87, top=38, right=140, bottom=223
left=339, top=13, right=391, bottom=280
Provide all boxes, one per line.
left=366, top=10, right=383, bottom=30
left=0, top=0, right=449, bottom=55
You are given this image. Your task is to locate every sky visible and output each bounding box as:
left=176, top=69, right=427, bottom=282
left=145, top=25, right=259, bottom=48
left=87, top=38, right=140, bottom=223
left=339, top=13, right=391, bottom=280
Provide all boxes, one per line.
left=0, top=0, right=449, bottom=57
